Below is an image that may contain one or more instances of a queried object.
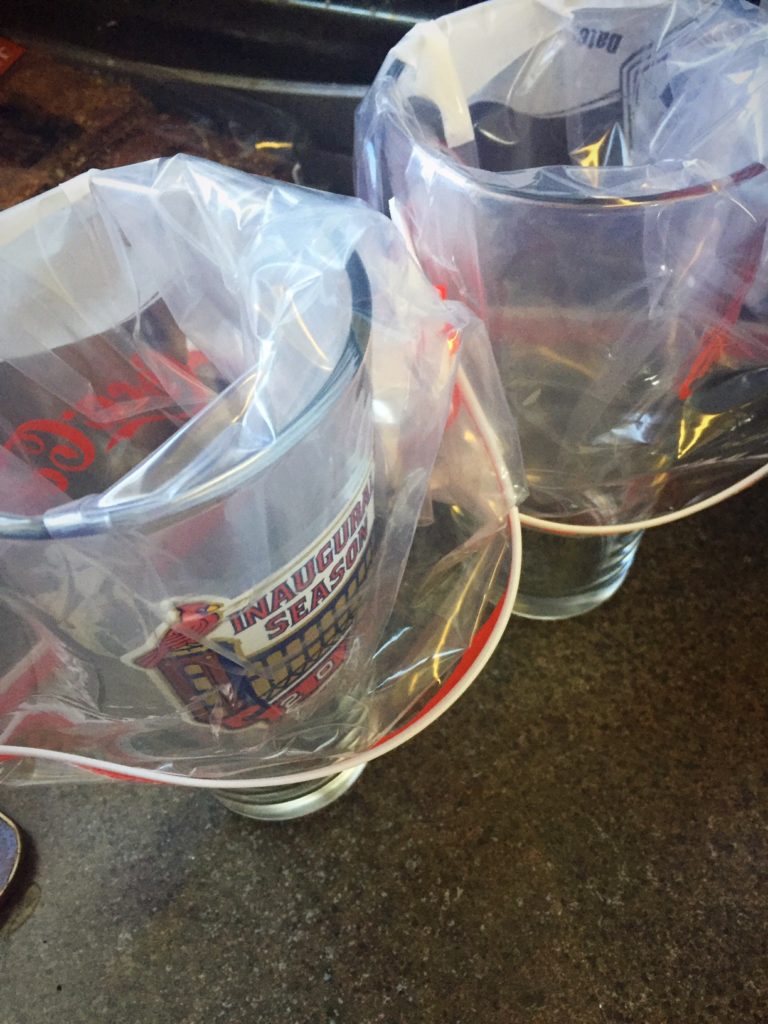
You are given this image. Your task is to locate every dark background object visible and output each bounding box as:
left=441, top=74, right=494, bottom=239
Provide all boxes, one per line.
left=1, top=0, right=466, bottom=86
left=1, top=0, right=448, bottom=192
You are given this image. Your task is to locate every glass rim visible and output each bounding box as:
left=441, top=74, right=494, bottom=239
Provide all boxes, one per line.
left=414, top=130, right=767, bottom=208
left=0, top=252, right=372, bottom=541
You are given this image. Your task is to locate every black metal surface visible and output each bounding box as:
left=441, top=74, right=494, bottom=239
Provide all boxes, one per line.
left=1, top=0, right=471, bottom=86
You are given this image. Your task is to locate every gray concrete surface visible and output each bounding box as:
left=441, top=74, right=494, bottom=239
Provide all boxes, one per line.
left=1, top=482, right=766, bottom=1024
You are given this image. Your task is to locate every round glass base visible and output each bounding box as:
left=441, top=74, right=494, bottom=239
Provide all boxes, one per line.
left=214, top=764, right=365, bottom=821
left=514, top=526, right=644, bottom=620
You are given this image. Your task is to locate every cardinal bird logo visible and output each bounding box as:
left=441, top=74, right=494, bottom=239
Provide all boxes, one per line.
left=134, top=602, right=223, bottom=670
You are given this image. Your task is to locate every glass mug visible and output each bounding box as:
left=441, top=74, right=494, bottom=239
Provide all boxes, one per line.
left=0, top=252, right=376, bottom=820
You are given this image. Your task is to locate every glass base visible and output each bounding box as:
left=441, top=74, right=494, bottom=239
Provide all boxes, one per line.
left=213, top=764, right=365, bottom=821
left=514, top=525, right=644, bottom=620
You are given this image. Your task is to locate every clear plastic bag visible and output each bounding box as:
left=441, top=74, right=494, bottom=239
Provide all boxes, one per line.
left=356, top=0, right=768, bottom=531
left=0, top=156, right=525, bottom=786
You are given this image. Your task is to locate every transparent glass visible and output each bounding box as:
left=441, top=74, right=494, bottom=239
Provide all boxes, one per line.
left=214, top=766, right=365, bottom=821
left=514, top=526, right=643, bottom=620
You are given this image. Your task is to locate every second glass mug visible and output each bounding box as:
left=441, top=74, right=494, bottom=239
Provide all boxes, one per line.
left=357, top=76, right=768, bottom=619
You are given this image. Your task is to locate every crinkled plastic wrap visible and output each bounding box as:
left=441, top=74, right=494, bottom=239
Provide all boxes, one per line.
left=0, top=156, right=524, bottom=786
left=356, top=0, right=768, bottom=529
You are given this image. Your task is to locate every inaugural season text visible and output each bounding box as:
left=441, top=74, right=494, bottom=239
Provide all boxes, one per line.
left=228, top=474, right=374, bottom=643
